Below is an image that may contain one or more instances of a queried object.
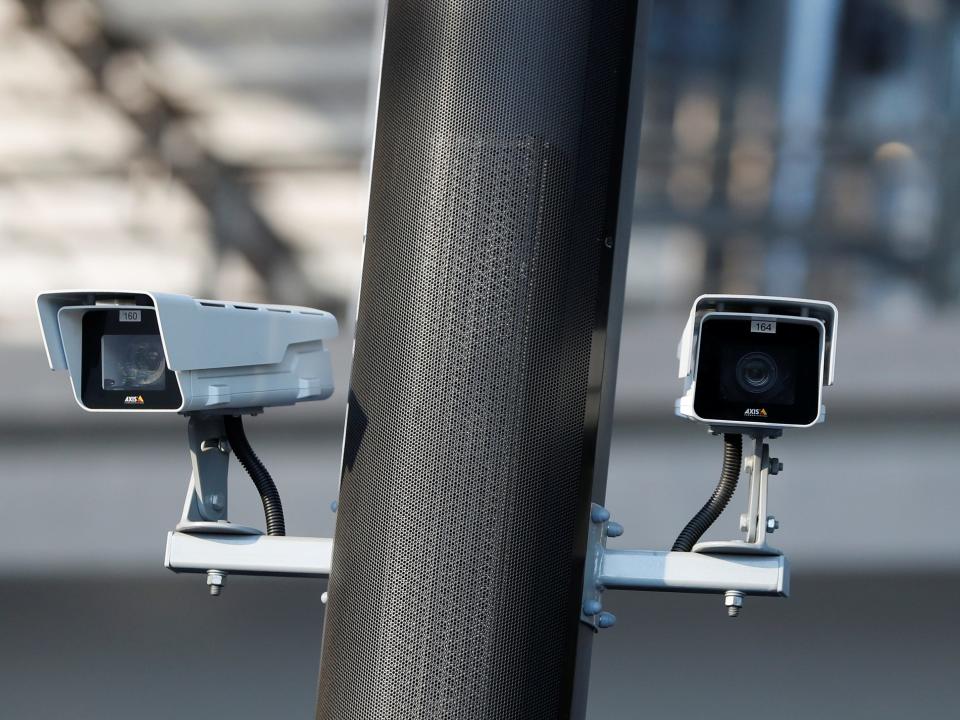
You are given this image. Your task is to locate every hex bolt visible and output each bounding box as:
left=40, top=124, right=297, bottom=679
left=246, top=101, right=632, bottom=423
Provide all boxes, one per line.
left=206, top=570, right=226, bottom=597
left=582, top=599, right=602, bottom=616
left=724, top=590, right=744, bottom=618
left=606, top=521, right=624, bottom=538
left=591, top=506, right=611, bottom=524
left=597, top=611, right=617, bottom=629
left=769, top=458, right=783, bottom=475
left=766, top=516, right=780, bottom=533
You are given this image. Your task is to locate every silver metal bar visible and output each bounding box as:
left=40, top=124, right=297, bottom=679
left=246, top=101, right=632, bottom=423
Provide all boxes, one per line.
left=599, top=548, right=788, bottom=596
left=164, top=532, right=333, bottom=578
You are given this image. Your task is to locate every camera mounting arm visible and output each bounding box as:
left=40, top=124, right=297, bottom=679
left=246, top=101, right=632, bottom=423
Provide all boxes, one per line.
left=170, top=419, right=792, bottom=610
left=694, top=430, right=784, bottom=554
left=165, top=413, right=334, bottom=594
left=178, top=414, right=249, bottom=533
left=581, top=431, right=788, bottom=626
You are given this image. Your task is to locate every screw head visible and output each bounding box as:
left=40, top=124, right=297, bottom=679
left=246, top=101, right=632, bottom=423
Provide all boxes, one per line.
left=606, top=521, right=624, bottom=538
left=582, top=599, right=602, bottom=616
left=208, top=494, right=225, bottom=512
left=597, top=612, right=617, bottom=629
left=200, top=438, right=227, bottom=454
left=739, top=513, right=749, bottom=532
left=591, top=506, right=611, bottom=524
left=766, top=516, right=780, bottom=533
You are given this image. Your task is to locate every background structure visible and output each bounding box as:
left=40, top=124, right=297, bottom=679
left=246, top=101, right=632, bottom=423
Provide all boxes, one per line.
left=0, top=1, right=958, bottom=718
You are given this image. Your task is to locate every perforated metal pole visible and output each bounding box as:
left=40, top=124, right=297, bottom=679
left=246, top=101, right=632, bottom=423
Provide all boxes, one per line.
left=316, top=3, right=648, bottom=718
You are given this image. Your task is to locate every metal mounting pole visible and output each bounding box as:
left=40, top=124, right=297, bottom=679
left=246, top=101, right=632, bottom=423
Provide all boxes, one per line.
left=315, top=2, right=650, bottom=718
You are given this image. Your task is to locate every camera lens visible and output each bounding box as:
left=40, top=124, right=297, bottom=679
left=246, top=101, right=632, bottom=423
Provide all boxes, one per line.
left=102, top=334, right=167, bottom=391
left=735, top=351, right=778, bottom=394
left=122, top=340, right=166, bottom=387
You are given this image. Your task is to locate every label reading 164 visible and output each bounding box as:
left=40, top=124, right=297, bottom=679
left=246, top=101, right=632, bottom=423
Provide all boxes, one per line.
left=751, top=320, right=776, bottom=334
left=119, top=309, right=141, bottom=323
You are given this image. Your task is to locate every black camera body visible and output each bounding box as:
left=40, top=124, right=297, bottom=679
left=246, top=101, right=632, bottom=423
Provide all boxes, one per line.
left=676, top=295, right=838, bottom=430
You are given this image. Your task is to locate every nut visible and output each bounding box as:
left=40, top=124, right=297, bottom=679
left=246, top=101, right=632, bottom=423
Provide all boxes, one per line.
left=724, top=592, right=744, bottom=608
left=724, top=590, right=744, bottom=617
left=206, top=570, right=226, bottom=596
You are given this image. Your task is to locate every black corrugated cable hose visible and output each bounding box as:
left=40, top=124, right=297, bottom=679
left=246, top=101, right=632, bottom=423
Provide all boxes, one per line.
left=671, top=433, right=742, bottom=552
left=223, top=414, right=286, bottom=536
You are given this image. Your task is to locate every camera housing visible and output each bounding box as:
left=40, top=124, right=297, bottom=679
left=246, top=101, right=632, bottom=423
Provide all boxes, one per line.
left=37, top=290, right=337, bottom=413
left=676, top=295, right=838, bottom=430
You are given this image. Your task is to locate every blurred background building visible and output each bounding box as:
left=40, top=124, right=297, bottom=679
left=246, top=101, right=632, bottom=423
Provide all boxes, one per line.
left=0, top=0, right=957, bottom=718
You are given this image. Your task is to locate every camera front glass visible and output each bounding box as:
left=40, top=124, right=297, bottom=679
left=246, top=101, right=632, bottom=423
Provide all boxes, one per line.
left=80, top=308, right=182, bottom=410
left=693, top=315, right=822, bottom=426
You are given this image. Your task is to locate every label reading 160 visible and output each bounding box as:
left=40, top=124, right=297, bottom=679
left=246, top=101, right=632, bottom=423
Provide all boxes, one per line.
left=119, top=309, right=142, bottom=323
left=751, top=320, right=776, bottom=334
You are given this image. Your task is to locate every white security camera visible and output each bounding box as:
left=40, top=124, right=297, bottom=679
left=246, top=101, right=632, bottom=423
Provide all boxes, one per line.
left=36, top=290, right=341, bottom=591
left=37, top=290, right=337, bottom=413
left=675, top=294, right=838, bottom=431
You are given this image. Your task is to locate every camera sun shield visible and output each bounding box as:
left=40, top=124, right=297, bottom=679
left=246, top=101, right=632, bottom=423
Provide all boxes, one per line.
left=37, top=290, right=338, bottom=413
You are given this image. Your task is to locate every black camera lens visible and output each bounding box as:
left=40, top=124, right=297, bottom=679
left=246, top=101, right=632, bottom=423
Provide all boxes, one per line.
left=735, top=351, right=778, bottom=394
left=123, top=341, right=166, bottom=386
left=101, top=334, right=167, bottom=391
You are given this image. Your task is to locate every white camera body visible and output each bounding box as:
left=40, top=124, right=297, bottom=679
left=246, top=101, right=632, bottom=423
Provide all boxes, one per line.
left=37, top=290, right=337, bottom=413
left=675, top=294, right=838, bottom=431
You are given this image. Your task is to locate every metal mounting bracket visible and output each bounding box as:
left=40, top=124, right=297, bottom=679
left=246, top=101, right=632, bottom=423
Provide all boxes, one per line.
left=165, top=532, right=333, bottom=578
left=581, top=497, right=789, bottom=629
left=176, top=414, right=261, bottom=536
left=694, top=433, right=783, bottom=556
left=164, top=413, right=339, bottom=595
